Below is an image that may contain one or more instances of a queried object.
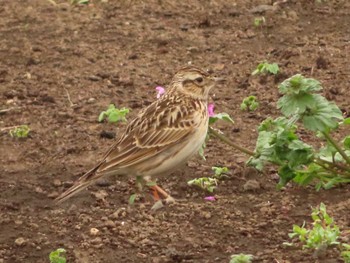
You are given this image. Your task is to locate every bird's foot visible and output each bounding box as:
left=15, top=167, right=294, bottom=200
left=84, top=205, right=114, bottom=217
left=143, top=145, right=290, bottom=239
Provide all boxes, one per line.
left=151, top=195, right=176, bottom=211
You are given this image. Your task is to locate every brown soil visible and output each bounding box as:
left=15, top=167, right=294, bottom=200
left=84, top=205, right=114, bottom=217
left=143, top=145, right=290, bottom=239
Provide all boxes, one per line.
left=1, top=0, right=350, bottom=262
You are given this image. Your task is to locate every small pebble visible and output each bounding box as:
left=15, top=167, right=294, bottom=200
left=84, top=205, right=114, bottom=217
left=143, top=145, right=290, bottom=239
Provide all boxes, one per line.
left=53, top=179, right=61, bottom=187
left=243, top=179, right=261, bottom=191
left=15, top=237, right=26, bottom=246
left=90, top=228, right=100, bottom=236
left=87, top=98, right=96, bottom=104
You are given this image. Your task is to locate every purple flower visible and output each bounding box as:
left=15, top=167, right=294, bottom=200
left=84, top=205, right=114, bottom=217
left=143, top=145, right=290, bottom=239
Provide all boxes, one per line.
left=208, top=103, right=215, bottom=117
left=156, top=86, right=165, bottom=99
left=204, top=196, right=216, bottom=201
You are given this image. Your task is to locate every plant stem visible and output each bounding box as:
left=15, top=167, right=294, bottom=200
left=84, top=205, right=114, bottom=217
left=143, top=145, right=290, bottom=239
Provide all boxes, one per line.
left=313, top=159, right=350, bottom=178
left=322, top=132, right=350, bottom=165
left=208, top=127, right=255, bottom=156
left=315, top=158, right=350, bottom=174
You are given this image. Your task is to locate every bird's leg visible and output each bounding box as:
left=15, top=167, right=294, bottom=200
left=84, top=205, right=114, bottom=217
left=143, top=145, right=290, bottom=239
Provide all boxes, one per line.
left=144, top=177, right=175, bottom=210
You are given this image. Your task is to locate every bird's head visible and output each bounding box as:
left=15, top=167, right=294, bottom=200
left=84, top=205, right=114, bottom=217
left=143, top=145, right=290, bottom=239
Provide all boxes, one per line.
left=168, top=67, right=221, bottom=101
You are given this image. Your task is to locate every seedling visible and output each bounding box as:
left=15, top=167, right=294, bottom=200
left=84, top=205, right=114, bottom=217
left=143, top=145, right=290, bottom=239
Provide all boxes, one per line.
left=188, top=166, right=229, bottom=192
left=240, top=96, right=259, bottom=111
left=230, top=253, right=253, bottom=263
left=284, top=203, right=350, bottom=261
left=9, top=125, right=30, bottom=138
left=98, top=104, right=130, bottom=123
left=49, top=248, right=66, bottom=263
left=212, top=166, right=229, bottom=179
left=252, top=62, right=279, bottom=75
left=187, top=177, right=218, bottom=192
left=254, top=17, right=265, bottom=27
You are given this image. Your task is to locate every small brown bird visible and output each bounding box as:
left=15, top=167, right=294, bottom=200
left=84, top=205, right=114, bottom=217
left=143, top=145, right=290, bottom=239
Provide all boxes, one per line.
left=56, top=67, right=219, bottom=207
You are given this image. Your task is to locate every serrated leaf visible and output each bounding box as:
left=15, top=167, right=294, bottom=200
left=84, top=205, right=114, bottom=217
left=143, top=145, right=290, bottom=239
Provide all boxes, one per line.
left=277, top=93, right=316, bottom=117
left=266, top=63, right=279, bottom=75
left=278, top=74, right=322, bottom=95
left=302, top=95, right=343, bottom=132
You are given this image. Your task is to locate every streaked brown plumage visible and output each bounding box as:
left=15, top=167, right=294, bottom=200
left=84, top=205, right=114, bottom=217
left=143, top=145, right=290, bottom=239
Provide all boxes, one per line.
left=56, top=66, right=218, bottom=205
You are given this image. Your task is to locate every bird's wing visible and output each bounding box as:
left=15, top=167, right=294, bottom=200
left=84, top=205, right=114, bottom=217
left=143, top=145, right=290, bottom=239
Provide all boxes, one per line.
left=98, top=99, right=201, bottom=172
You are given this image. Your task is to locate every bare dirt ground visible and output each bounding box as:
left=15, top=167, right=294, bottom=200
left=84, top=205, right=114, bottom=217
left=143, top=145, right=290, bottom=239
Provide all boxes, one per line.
left=1, top=0, right=350, bottom=262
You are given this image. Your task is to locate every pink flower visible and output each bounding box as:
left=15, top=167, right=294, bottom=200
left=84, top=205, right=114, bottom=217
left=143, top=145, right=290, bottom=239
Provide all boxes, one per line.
left=208, top=103, right=215, bottom=117
left=204, top=196, right=216, bottom=201
left=155, top=86, right=165, bottom=99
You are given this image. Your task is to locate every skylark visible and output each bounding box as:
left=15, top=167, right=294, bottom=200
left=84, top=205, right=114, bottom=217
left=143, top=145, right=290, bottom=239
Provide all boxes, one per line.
left=56, top=66, right=219, bottom=207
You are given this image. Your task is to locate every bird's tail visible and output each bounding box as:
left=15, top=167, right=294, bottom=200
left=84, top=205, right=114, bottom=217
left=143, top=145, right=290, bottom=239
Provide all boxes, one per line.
left=55, top=165, right=102, bottom=204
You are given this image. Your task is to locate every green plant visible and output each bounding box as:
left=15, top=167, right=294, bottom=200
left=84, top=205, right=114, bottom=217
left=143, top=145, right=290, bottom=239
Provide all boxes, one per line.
left=187, top=166, right=229, bottom=192
left=49, top=248, right=66, bottom=263
left=247, top=74, right=350, bottom=189
left=284, top=203, right=350, bottom=261
left=98, top=104, right=130, bottom=124
left=240, top=96, right=259, bottom=111
left=9, top=125, right=30, bottom=138
left=254, top=17, right=265, bottom=27
left=208, top=74, right=350, bottom=190
left=212, top=166, right=229, bottom=179
left=187, top=177, right=218, bottom=192
left=230, top=253, right=253, bottom=263
left=252, top=62, right=279, bottom=75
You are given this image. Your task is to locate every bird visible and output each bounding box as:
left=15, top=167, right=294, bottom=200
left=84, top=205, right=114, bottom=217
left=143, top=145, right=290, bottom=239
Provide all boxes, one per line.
left=55, top=66, right=219, bottom=208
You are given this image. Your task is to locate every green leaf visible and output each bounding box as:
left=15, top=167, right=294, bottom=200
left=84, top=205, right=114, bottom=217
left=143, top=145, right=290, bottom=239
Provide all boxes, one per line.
left=278, top=74, right=322, bottom=95
left=343, top=136, right=350, bottom=150
left=343, top=118, right=350, bottom=125
left=266, top=63, right=279, bottom=75
left=247, top=116, right=314, bottom=181
left=230, top=254, right=253, bottom=263
left=301, top=95, right=343, bottom=132
left=277, top=93, right=316, bottom=117
left=252, top=62, right=279, bottom=75
left=49, top=248, right=66, bottom=263
left=209, top=112, right=234, bottom=125
left=128, top=194, right=137, bottom=205
left=9, top=125, right=30, bottom=138
left=99, top=104, right=130, bottom=123
left=240, top=96, right=259, bottom=111
left=145, top=181, right=157, bottom=187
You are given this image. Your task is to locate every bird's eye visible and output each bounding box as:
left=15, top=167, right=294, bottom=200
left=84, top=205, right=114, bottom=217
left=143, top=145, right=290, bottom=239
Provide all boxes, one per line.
left=195, top=77, right=203, bottom=83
